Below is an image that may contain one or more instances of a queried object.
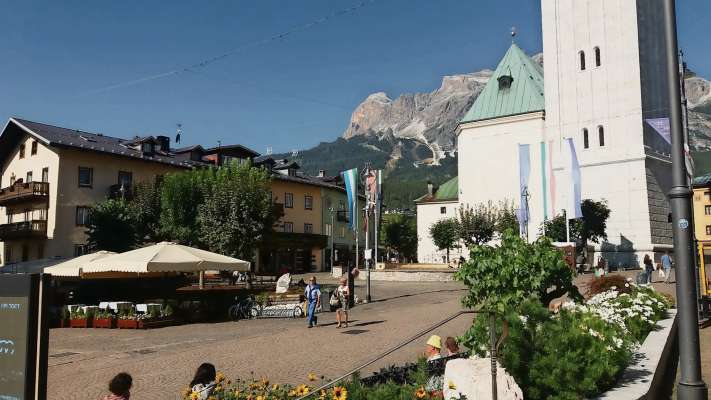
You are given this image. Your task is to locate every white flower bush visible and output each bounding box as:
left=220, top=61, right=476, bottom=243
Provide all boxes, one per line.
left=561, top=281, right=671, bottom=344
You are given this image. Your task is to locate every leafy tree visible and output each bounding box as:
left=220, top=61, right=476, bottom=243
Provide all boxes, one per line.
left=196, top=162, right=276, bottom=261
left=457, top=202, right=497, bottom=246
left=159, top=168, right=211, bottom=246
left=540, top=199, right=611, bottom=262
left=496, top=201, right=520, bottom=235
left=130, top=181, right=162, bottom=243
left=380, top=213, right=417, bottom=261
left=86, top=199, right=137, bottom=252
left=429, top=218, right=460, bottom=264
left=455, top=230, right=580, bottom=312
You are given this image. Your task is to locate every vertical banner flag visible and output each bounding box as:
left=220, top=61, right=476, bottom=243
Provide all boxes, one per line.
left=645, top=117, right=695, bottom=179
left=365, top=169, right=377, bottom=231
left=540, top=141, right=549, bottom=220
left=342, top=168, right=358, bottom=231
left=518, top=144, right=531, bottom=235
left=566, top=138, right=583, bottom=219
left=375, top=170, right=382, bottom=220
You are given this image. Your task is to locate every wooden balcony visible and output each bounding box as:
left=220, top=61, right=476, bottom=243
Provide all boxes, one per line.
left=0, top=220, right=47, bottom=241
left=0, top=182, right=49, bottom=206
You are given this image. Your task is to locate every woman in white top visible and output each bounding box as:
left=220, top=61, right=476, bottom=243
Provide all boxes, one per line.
left=335, top=277, right=350, bottom=328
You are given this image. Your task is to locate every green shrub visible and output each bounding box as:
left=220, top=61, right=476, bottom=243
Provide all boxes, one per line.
left=463, top=300, right=633, bottom=400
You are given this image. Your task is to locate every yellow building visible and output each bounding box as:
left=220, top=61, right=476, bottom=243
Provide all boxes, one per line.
left=693, top=174, right=711, bottom=298
left=255, top=159, right=366, bottom=274
left=0, top=118, right=189, bottom=265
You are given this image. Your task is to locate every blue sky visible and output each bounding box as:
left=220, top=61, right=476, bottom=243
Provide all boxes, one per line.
left=0, top=0, right=709, bottom=154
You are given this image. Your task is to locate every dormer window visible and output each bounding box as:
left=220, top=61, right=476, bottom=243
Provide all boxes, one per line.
left=141, top=143, right=154, bottom=154
left=498, top=74, right=514, bottom=90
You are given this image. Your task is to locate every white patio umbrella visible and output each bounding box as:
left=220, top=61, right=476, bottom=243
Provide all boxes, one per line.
left=43, top=251, right=116, bottom=277
left=81, top=242, right=250, bottom=275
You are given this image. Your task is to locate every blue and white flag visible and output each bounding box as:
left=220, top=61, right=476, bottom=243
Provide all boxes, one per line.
left=518, top=144, right=531, bottom=235
left=566, top=138, right=583, bottom=219
left=341, top=168, right=358, bottom=232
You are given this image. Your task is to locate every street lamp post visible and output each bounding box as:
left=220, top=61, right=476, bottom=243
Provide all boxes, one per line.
left=329, top=207, right=335, bottom=272
left=663, top=1, right=708, bottom=398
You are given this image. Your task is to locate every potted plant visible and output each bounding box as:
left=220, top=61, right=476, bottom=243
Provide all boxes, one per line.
left=117, top=308, right=139, bottom=329
left=69, top=308, right=94, bottom=328
left=93, top=309, right=115, bottom=329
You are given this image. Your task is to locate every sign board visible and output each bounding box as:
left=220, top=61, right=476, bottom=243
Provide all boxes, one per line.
left=0, top=274, right=49, bottom=400
left=364, top=249, right=372, bottom=260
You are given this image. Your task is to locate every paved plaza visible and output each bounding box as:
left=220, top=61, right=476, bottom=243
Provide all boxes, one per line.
left=46, top=271, right=696, bottom=400
left=48, top=278, right=472, bottom=400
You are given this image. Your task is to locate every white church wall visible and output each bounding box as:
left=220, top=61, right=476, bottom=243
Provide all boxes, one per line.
left=542, top=0, right=672, bottom=263
left=416, top=200, right=464, bottom=264
left=458, top=113, right=547, bottom=239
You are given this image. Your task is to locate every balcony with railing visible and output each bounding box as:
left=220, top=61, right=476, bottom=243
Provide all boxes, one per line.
left=0, top=182, right=49, bottom=206
left=0, top=220, right=47, bottom=240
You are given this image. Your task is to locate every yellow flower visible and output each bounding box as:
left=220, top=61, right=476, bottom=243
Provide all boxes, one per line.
left=190, top=392, right=200, bottom=400
left=288, top=389, right=297, bottom=397
left=331, top=386, right=348, bottom=400
left=296, top=384, right=310, bottom=395
left=271, top=383, right=280, bottom=391
left=214, top=384, right=222, bottom=392
left=415, top=386, right=427, bottom=399
left=448, top=380, right=457, bottom=390
left=216, top=372, right=226, bottom=383
left=319, top=389, right=327, bottom=399
left=256, top=396, right=266, bottom=400
left=308, top=372, right=317, bottom=381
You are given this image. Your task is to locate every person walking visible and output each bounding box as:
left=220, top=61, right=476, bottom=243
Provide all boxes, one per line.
left=102, top=372, right=132, bottom=400
left=643, top=254, right=654, bottom=284
left=189, top=363, right=217, bottom=400
left=304, top=276, right=321, bottom=328
left=335, top=277, right=350, bottom=328
left=661, top=251, right=673, bottom=283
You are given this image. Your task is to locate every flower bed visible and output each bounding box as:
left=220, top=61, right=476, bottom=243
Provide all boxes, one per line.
left=181, top=364, right=448, bottom=400
left=462, top=282, right=672, bottom=399
left=93, top=317, right=115, bottom=329
left=69, top=318, right=92, bottom=328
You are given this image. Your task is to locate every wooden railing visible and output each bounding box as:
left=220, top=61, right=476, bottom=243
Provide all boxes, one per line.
left=0, top=182, right=49, bottom=205
left=0, top=220, right=47, bottom=240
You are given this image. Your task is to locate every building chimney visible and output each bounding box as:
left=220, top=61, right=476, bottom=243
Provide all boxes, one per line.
left=427, top=181, right=434, bottom=196
left=318, top=169, right=326, bottom=178
left=156, top=135, right=170, bottom=152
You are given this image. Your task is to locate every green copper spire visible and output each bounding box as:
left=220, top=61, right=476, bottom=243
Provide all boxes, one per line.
left=461, top=43, right=544, bottom=123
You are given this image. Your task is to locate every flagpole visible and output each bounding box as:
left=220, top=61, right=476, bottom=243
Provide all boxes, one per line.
left=353, top=184, right=359, bottom=307
left=564, top=209, right=570, bottom=244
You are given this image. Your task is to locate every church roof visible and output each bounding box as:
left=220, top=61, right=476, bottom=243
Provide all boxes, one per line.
left=414, top=176, right=458, bottom=203
left=460, top=43, right=544, bottom=123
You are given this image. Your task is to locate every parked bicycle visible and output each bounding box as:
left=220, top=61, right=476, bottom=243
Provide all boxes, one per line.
left=228, top=295, right=258, bottom=321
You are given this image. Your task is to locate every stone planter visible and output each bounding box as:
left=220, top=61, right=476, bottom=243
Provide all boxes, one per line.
left=93, top=317, right=115, bottom=329
left=69, top=318, right=92, bottom=328
left=596, top=309, right=678, bottom=399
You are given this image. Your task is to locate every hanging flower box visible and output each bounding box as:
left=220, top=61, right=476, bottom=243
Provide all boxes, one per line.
left=93, top=317, right=115, bottom=329
left=69, top=318, right=92, bottom=328
left=117, top=318, right=139, bottom=329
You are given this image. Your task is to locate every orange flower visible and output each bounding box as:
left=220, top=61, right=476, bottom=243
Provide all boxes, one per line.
left=415, top=386, right=427, bottom=399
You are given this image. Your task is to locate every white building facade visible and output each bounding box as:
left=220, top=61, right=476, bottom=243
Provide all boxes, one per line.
left=415, top=178, right=465, bottom=264
left=456, top=0, right=674, bottom=267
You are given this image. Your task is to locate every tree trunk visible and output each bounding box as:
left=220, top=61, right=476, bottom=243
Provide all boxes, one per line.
left=446, top=248, right=450, bottom=264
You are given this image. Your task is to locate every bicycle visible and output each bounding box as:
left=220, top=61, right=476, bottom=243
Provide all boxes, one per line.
left=228, top=295, right=258, bottom=321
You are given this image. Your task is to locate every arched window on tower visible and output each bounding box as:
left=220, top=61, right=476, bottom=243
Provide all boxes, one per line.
left=594, top=47, right=601, bottom=67
left=598, top=126, right=605, bottom=146
left=583, top=128, right=589, bottom=149
left=579, top=51, right=586, bottom=70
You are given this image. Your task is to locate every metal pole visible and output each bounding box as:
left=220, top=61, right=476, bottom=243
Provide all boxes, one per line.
left=663, top=1, right=708, bottom=398
left=564, top=209, right=570, bottom=243
left=489, top=313, right=498, bottom=400
left=352, top=192, right=358, bottom=306
left=364, top=167, right=371, bottom=303
left=330, top=207, right=335, bottom=273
